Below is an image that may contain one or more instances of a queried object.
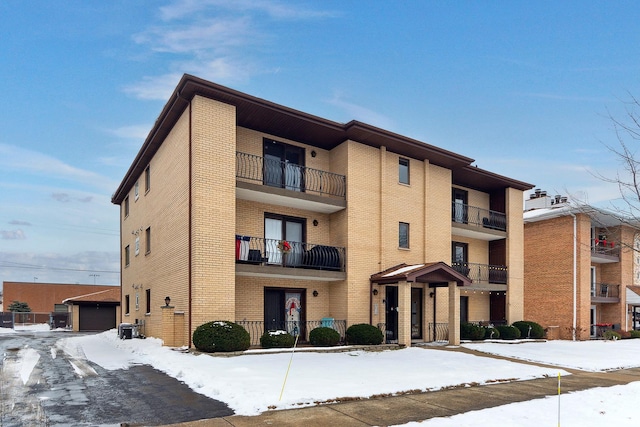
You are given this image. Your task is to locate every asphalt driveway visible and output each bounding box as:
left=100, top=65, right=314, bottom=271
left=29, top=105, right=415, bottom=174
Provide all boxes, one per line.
left=0, top=330, right=233, bottom=426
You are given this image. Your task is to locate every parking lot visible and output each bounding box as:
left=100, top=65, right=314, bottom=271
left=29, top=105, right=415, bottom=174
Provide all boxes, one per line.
left=0, top=330, right=233, bottom=426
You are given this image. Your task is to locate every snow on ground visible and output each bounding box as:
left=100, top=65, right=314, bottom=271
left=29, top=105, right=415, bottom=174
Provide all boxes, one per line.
left=401, top=382, right=640, bottom=427
left=462, top=339, right=640, bottom=371
left=4, top=325, right=640, bottom=425
left=57, top=332, right=570, bottom=416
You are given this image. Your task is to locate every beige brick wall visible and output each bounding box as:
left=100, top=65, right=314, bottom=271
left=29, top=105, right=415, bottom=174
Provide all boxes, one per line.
left=120, top=106, right=190, bottom=341
left=505, top=187, right=525, bottom=323
left=190, top=95, right=237, bottom=332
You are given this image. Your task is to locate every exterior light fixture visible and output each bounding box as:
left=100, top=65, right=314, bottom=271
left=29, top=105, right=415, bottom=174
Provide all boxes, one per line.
left=164, top=296, right=171, bottom=307
left=372, top=289, right=379, bottom=296
left=312, top=290, right=319, bottom=297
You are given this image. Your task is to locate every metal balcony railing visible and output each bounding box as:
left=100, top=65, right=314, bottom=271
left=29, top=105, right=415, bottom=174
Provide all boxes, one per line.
left=235, top=235, right=345, bottom=272
left=236, top=151, right=346, bottom=199
left=451, top=202, right=506, bottom=232
left=451, top=262, right=508, bottom=284
left=236, top=319, right=347, bottom=347
left=591, top=283, right=620, bottom=299
left=591, top=239, right=620, bottom=258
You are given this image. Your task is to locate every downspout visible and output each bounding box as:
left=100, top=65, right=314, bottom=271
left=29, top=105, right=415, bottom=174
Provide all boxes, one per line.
left=570, top=212, right=577, bottom=341
left=187, top=98, right=193, bottom=348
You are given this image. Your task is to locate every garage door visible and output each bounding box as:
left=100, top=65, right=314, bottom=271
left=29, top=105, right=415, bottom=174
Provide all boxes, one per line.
left=79, top=304, right=116, bottom=331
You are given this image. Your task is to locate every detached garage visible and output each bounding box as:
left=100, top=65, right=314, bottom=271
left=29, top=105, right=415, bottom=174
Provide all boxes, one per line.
left=64, top=288, right=121, bottom=332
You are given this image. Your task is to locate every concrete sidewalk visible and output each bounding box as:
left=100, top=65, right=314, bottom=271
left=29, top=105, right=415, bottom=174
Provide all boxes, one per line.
left=161, top=348, right=640, bottom=427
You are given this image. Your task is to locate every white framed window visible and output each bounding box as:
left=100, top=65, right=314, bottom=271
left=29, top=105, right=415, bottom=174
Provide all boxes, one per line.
left=135, top=236, right=140, bottom=256
left=134, top=180, right=139, bottom=200
left=135, top=292, right=140, bottom=311
left=144, top=165, right=150, bottom=193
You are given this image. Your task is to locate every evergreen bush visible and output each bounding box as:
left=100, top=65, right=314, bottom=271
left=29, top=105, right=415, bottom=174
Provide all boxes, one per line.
left=630, top=330, right=640, bottom=339
left=512, top=321, right=545, bottom=339
left=484, top=326, right=500, bottom=340
left=309, top=327, right=341, bottom=347
left=460, top=322, right=486, bottom=340
left=192, top=320, right=251, bottom=353
left=259, top=330, right=295, bottom=348
left=346, top=323, right=384, bottom=345
left=603, top=330, right=621, bottom=341
left=496, top=325, right=521, bottom=340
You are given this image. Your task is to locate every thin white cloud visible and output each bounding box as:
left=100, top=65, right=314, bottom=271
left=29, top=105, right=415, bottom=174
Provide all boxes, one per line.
left=0, top=143, right=117, bottom=192
left=159, top=0, right=338, bottom=21
left=1, top=230, right=26, bottom=240
left=125, top=1, right=338, bottom=100
left=327, top=93, right=396, bottom=130
left=123, top=73, right=183, bottom=101
left=107, top=124, right=151, bottom=140
left=9, top=220, right=31, bottom=226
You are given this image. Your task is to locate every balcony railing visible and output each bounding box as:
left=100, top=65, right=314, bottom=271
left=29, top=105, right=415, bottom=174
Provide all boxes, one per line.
left=591, top=283, right=620, bottom=299
left=452, top=202, right=506, bottom=232
left=451, top=262, right=508, bottom=284
left=591, top=239, right=620, bottom=258
left=236, top=151, right=346, bottom=199
left=235, top=235, right=345, bottom=272
left=236, top=319, right=347, bottom=347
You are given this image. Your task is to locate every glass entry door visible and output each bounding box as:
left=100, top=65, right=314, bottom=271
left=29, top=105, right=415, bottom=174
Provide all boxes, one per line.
left=265, top=216, right=304, bottom=265
left=264, top=139, right=305, bottom=192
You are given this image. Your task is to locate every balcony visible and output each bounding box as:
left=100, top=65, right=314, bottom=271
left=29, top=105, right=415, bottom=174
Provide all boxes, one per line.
left=591, top=239, right=620, bottom=263
left=451, top=262, right=508, bottom=290
left=236, top=151, right=346, bottom=213
left=591, top=283, right=620, bottom=303
left=235, top=235, right=346, bottom=281
left=451, top=202, right=507, bottom=241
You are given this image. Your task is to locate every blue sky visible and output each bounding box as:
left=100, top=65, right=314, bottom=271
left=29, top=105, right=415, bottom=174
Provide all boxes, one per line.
left=1, top=0, right=639, bottom=287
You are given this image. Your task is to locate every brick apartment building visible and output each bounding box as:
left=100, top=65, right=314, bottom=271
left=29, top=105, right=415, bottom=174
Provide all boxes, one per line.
left=111, top=74, right=533, bottom=347
left=523, top=190, right=639, bottom=340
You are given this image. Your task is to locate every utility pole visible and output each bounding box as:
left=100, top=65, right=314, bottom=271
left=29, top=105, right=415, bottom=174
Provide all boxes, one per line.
left=89, top=274, right=99, bottom=285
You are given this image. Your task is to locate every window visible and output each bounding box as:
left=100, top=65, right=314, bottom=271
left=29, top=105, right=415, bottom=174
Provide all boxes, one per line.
left=399, top=158, right=410, bottom=184
left=399, top=222, right=410, bottom=248
left=135, top=236, right=140, bottom=256
left=134, top=180, right=139, bottom=200
left=146, top=289, right=151, bottom=314
left=144, top=165, right=150, bottom=193
left=135, top=292, right=139, bottom=311
left=145, top=227, right=151, bottom=254
left=125, top=295, right=130, bottom=315
left=124, top=196, right=129, bottom=218
left=125, top=245, right=130, bottom=267
left=264, top=213, right=305, bottom=265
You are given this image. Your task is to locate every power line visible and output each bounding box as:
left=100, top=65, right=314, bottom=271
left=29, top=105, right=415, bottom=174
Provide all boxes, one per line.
left=0, top=261, right=119, bottom=274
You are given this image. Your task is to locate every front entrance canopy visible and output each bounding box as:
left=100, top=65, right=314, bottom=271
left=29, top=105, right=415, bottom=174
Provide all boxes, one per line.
left=370, top=262, right=472, bottom=286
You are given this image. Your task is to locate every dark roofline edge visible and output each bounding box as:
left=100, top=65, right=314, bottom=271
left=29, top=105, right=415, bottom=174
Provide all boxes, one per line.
left=112, top=74, right=534, bottom=204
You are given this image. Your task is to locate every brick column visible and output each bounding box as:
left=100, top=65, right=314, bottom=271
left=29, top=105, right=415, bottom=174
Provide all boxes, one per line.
left=397, top=280, right=412, bottom=347
left=448, top=281, right=460, bottom=345
left=161, top=305, right=175, bottom=347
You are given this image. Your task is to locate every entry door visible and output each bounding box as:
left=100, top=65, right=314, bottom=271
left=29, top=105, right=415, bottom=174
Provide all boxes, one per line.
left=452, top=188, right=468, bottom=223
left=264, top=139, right=304, bottom=192
left=460, top=296, right=469, bottom=324
left=590, top=305, right=597, bottom=337
left=411, top=288, right=423, bottom=339
left=385, top=286, right=399, bottom=343
left=264, top=289, right=304, bottom=336
left=489, top=292, right=506, bottom=324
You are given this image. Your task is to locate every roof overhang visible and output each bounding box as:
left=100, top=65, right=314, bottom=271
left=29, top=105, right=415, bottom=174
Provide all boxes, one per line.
left=370, top=262, right=472, bottom=286
left=112, top=74, right=534, bottom=204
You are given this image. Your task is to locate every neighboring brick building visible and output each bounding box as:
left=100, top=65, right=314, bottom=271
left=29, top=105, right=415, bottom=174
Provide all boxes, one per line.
left=2, top=281, right=121, bottom=331
left=111, top=74, right=533, bottom=347
left=523, top=190, right=637, bottom=340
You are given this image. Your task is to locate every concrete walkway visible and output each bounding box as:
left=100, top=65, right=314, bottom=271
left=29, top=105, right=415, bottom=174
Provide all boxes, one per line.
left=160, top=346, right=640, bottom=427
